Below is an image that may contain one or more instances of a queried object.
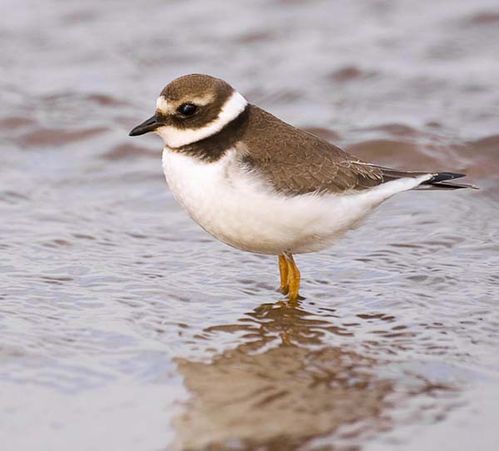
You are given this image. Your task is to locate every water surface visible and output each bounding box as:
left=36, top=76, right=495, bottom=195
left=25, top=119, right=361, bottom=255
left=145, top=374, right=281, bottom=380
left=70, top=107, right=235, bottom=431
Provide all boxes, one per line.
left=1, top=0, right=499, bottom=449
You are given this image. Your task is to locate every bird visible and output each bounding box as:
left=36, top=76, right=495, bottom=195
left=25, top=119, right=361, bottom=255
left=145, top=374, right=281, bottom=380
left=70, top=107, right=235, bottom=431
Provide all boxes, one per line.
left=129, top=74, right=475, bottom=302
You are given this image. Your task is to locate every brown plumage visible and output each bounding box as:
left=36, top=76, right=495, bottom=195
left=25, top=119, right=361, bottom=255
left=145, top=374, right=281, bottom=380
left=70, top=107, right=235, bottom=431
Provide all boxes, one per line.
left=175, top=104, right=471, bottom=195
left=237, top=106, right=384, bottom=195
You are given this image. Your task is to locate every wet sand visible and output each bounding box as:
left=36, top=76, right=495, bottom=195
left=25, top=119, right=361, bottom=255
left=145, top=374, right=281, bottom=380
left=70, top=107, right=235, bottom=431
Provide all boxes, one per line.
left=1, top=0, right=499, bottom=449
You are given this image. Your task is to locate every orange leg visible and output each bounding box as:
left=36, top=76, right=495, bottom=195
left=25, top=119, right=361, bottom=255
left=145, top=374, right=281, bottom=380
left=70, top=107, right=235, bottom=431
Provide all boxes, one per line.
left=284, top=253, right=301, bottom=302
left=278, top=254, right=289, bottom=295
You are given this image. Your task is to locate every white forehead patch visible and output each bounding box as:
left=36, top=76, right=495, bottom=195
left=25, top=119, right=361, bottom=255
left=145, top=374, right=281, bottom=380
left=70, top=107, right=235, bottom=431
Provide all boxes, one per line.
left=156, top=96, right=170, bottom=114
left=155, top=93, right=215, bottom=115
left=156, top=90, right=248, bottom=149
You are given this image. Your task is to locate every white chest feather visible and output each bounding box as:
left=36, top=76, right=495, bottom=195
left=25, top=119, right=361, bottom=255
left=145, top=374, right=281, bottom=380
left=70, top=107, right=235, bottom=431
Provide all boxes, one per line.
left=161, top=148, right=426, bottom=255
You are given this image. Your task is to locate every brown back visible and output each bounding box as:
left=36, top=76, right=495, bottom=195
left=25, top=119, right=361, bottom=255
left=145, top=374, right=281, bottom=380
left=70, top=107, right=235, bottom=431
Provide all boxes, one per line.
left=238, top=106, right=384, bottom=195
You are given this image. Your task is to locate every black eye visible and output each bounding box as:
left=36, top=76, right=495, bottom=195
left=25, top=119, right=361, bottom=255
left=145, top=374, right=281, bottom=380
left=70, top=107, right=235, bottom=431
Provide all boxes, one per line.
left=177, top=103, right=197, bottom=116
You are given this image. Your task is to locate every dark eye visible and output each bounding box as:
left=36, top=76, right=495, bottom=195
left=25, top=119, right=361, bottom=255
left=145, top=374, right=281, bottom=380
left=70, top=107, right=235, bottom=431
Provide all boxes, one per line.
left=177, top=103, right=197, bottom=116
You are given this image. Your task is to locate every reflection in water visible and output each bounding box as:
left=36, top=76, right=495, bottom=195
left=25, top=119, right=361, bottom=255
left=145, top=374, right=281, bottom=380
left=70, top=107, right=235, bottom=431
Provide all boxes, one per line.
left=173, top=301, right=457, bottom=449
left=1, top=0, right=498, bottom=449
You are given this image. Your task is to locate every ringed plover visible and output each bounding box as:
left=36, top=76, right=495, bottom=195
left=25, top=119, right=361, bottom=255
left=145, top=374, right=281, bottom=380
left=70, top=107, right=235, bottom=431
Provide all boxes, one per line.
left=129, top=74, right=475, bottom=302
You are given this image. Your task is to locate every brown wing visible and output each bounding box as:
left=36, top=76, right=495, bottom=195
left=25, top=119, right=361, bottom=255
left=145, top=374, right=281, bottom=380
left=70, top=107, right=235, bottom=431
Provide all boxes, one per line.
left=239, top=106, right=384, bottom=195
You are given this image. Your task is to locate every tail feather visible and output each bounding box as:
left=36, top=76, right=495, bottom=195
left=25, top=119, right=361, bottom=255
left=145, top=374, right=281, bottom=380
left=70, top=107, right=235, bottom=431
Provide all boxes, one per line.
left=376, top=166, right=478, bottom=190
left=416, top=180, right=477, bottom=190
left=420, top=172, right=478, bottom=190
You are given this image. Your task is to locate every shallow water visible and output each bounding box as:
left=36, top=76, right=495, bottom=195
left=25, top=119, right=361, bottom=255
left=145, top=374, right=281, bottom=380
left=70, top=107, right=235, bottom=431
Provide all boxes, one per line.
left=1, top=0, right=499, bottom=449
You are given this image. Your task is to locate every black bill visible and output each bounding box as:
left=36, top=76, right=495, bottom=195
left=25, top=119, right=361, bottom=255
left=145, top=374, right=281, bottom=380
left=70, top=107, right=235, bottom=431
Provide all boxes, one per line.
left=129, top=115, right=162, bottom=136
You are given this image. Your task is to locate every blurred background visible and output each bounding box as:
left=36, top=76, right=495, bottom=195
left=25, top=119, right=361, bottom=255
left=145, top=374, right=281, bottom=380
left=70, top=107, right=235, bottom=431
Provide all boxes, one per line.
left=1, top=0, right=498, bottom=450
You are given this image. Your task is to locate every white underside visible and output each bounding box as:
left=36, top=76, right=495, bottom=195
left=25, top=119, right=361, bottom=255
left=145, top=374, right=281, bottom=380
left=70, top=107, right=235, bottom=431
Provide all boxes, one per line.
left=162, top=148, right=431, bottom=255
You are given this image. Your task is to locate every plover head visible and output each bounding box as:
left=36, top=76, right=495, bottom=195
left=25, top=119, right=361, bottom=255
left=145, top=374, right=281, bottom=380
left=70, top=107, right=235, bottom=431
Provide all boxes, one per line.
left=129, top=74, right=247, bottom=148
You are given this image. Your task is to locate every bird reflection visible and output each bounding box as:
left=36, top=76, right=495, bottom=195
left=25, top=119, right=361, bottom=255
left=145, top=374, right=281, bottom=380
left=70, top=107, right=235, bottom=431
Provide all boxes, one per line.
left=173, top=300, right=397, bottom=449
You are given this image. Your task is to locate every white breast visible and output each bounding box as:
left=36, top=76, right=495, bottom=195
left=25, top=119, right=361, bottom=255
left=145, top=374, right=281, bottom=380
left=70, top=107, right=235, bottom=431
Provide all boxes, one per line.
left=162, top=148, right=429, bottom=255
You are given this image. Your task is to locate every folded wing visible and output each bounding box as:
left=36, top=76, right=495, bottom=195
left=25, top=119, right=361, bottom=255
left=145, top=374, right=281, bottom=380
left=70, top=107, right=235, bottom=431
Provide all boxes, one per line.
left=240, top=106, right=476, bottom=195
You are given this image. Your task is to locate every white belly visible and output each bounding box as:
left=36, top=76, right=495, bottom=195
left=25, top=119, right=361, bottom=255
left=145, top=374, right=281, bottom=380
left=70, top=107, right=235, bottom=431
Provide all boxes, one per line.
left=162, top=148, right=427, bottom=255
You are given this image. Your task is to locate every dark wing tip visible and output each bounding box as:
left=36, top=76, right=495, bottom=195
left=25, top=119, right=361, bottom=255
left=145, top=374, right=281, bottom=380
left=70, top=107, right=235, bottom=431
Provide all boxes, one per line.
left=424, top=172, right=478, bottom=190
left=428, top=172, right=466, bottom=183
left=377, top=167, right=478, bottom=190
